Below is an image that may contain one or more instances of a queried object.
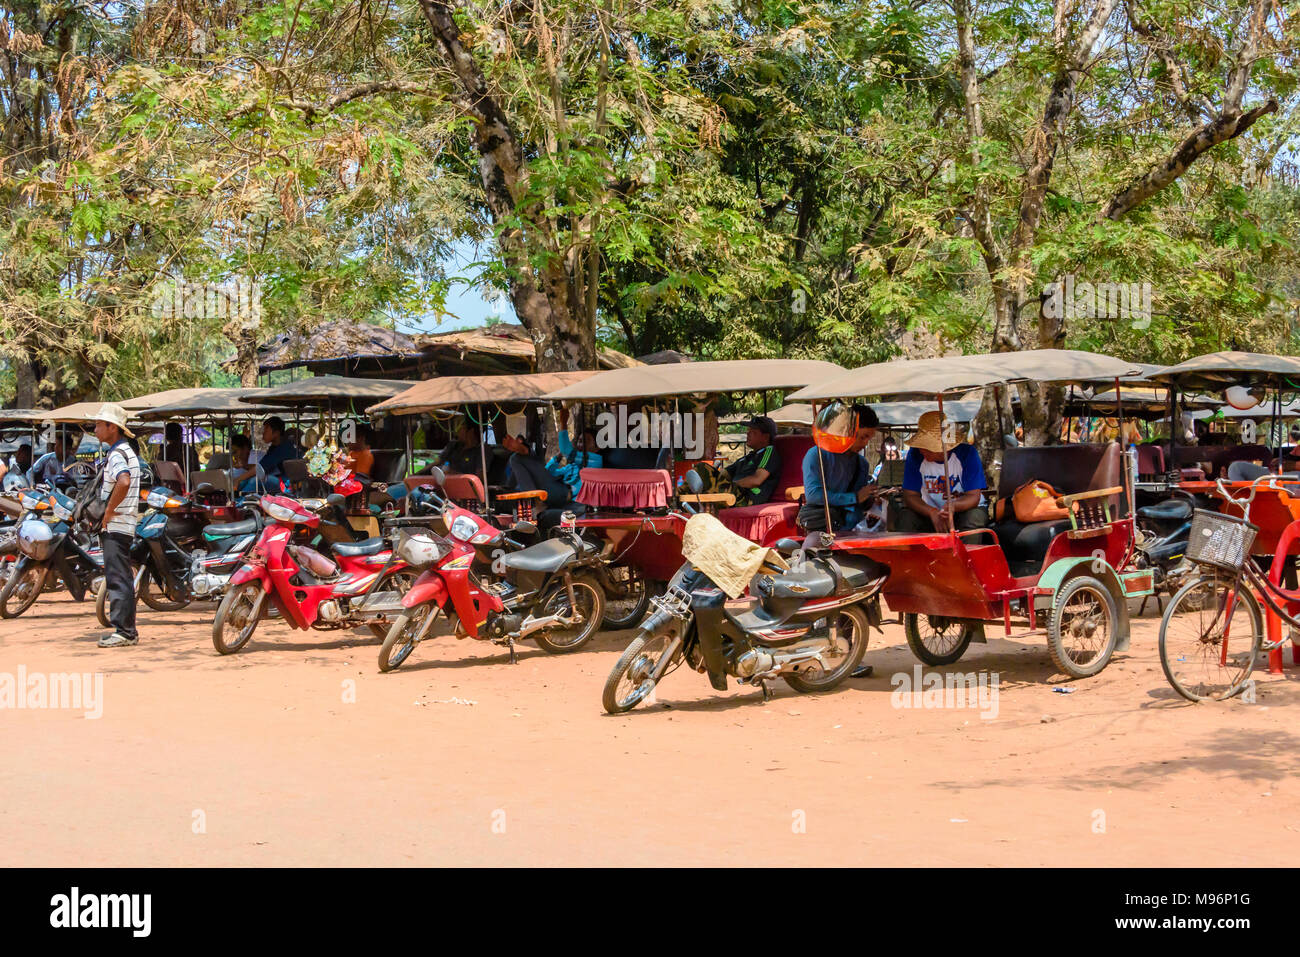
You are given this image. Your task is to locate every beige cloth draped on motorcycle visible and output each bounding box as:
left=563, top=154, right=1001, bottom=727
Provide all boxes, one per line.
left=680, top=512, right=789, bottom=599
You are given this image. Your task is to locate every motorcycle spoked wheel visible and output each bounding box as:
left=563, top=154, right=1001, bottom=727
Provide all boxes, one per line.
left=378, top=603, right=439, bottom=672
left=211, top=582, right=267, bottom=655
left=533, top=574, right=605, bottom=654
left=784, top=604, right=871, bottom=694
left=602, top=628, right=682, bottom=714
left=0, top=563, right=48, bottom=619
left=600, top=566, right=652, bottom=631
left=139, top=565, right=190, bottom=612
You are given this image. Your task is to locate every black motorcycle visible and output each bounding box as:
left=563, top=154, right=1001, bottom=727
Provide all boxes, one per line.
left=602, top=527, right=888, bottom=713
left=94, top=486, right=264, bottom=626
left=0, top=487, right=102, bottom=618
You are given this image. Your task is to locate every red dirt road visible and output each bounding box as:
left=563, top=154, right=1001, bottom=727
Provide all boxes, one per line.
left=2, top=593, right=1298, bottom=866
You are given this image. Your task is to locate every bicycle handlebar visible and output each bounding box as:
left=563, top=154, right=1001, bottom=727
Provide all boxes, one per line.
left=1213, top=472, right=1280, bottom=512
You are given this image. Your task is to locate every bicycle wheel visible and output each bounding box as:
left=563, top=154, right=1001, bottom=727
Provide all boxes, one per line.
left=1159, top=573, right=1262, bottom=702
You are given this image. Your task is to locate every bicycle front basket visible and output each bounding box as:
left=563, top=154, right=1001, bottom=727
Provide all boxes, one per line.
left=1185, top=509, right=1257, bottom=572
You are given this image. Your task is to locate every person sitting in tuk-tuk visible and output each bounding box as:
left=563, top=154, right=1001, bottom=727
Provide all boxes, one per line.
left=226, top=434, right=264, bottom=495
left=502, top=406, right=601, bottom=507
left=29, top=434, right=73, bottom=486
left=345, top=425, right=375, bottom=480
left=692, top=415, right=783, bottom=505
left=897, top=411, right=989, bottom=533
left=439, top=418, right=485, bottom=476
left=798, top=404, right=879, bottom=532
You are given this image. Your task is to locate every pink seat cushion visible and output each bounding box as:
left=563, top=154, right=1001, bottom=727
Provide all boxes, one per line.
left=770, top=434, right=813, bottom=500
left=717, top=502, right=800, bottom=542
left=576, top=468, right=673, bottom=509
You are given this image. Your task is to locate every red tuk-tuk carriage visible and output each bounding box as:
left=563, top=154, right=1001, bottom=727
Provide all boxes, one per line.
left=789, top=349, right=1155, bottom=679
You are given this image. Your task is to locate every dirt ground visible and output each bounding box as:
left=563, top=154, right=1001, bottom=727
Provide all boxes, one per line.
left=2, top=590, right=1298, bottom=867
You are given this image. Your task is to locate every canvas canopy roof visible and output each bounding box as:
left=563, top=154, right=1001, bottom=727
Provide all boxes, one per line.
left=244, top=375, right=412, bottom=408
left=543, top=359, right=846, bottom=401
left=790, top=350, right=1141, bottom=401
left=368, top=371, right=600, bottom=416
left=0, top=409, right=48, bottom=423
left=1145, top=352, right=1300, bottom=391
left=139, top=388, right=291, bottom=420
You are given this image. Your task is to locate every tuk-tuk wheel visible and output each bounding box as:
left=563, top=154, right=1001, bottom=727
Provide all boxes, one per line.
left=1047, top=575, right=1118, bottom=679
left=904, top=613, right=975, bottom=666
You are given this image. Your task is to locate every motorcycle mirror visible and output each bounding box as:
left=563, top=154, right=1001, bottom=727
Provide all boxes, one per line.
left=427, top=465, right=446, bottom=487
left=683, top=469, right=705, bottom=494
left=326, top=493, right=346, bottom=509
left=513, top=519, right=537, bottom=536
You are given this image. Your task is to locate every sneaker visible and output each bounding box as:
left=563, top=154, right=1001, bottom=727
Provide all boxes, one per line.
left=98, top=632, right=138, bottom=648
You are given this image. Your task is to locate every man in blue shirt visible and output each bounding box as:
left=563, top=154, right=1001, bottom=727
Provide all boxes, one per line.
left=898, top=411, right=989, bottom=532
left=798, top=405, right=879, bottom=532
left=234, top=416, right=300, bottom=492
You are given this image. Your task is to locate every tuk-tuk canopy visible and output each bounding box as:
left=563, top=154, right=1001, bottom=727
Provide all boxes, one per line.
left=138, top=388, right=292, bottom=421
left=368, top=371, right=601, bottom=417
left=543, top=359, right=846, bottom=401
left=1145, top=352, right=1300, bottom=391
left=0, top=409, right=48, bottom=423
left=244, top=375, right=412, bottom=409
left=791, top=350, right=1141, bottom=401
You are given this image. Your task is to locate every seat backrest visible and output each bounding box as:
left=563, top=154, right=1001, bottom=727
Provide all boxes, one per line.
left=601, top=444, right=660, bottom=470
left=206, top=452, right=231, bottom=470
left=439, top=472, right=487, bottom=504
left=370, top=451, right=407, bottom=484
left=771, top=434, right=813, bottom=500
left=280, top=458, right=309, bottom=482
left=1211, top=444, right=1272, bottom=478
left=190, top=468, right=232, bottom=496
left=152, top=459, right=185, bottom=492
left=1171, top=444, right=1228, bottom=468
left=1137, top=443, right=1164, bottom=475
left=997, top=442, right=1122, bottom=504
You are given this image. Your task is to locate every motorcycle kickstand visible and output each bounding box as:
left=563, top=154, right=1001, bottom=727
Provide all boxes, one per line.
left=508, top=637, right=517, bottom=665
left=759, top=679, right=772, bottom=703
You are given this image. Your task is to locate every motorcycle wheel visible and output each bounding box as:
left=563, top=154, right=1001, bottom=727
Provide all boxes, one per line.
left=785, top=604, right=871, bottom=694
left=378, top=605, right=437, bottom=673
left=602, top=628, right=682, bottom=714
left=533, top=574, right=604, bottom=653
left=904, top=612, right=976, bottom=666
left=212, top=582, right=266, bottom=655
left=139, top=565, right=190, bottom=612
left=600, top=566, right=651, bottom=631
left=0, top=563, right=47, bottom=619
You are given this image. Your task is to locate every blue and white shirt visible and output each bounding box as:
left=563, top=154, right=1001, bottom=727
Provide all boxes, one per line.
left=902, top=444, right=986, bottom=511
left=100, top=440, right=141, bottom=535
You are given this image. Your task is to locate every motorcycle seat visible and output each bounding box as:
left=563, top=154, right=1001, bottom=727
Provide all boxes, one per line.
left=501, top=536, right=594, bottom=573
left=756, top=562, right=836, bottom=601
left=204, top=517, right=259, bottom=538
left=333, top=537, right=386, bottom=557
left=1137, top=499, right=1193, bottom=523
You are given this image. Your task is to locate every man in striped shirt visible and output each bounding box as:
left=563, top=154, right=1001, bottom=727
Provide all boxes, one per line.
left=93, top=404, right=141, bottom=648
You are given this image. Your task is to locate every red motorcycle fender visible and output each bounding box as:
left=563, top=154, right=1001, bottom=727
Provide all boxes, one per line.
left=230, top=563, right=270, bottom=588
left=402, top=572, right=449, bottom=610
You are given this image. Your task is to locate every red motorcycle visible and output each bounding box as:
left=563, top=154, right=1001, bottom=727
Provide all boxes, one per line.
left=377, top=472, right=605, bottom=672
left=211, top=494, right=414, bottom=654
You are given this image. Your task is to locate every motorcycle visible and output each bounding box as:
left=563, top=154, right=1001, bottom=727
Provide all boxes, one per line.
left=1132, top=491, right=1195, bottom=611
left=210, top=494, right=416, bottom=654
left=94, top=486, right=264, bottom=627
left=377, top=469, right=606, bottom=671
left=0, top=488, right=102, bottom=619
left=602, top=517, right=888, bottom=713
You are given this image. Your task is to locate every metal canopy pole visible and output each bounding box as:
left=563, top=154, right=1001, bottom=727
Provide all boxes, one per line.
left=938, top=390, right=955, bottom=544
left=478, top=402, right=490, bottom=511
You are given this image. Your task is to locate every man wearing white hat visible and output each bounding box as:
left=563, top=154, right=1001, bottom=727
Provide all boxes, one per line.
left=898, top=410, right=989, bottom=533
left=92, top=404, right=141, bottom=648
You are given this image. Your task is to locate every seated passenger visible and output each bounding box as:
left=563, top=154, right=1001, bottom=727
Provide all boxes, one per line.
left=797, top=404, right=879, bottom=532
left=725, top=416, right=782, bottom=505
left=897, top=411, right=989, bottom=533
left=345, top=425, right=376, bottom=480
left=439, top=419, right=486, bottom=476
left=503, top=407, right=601, bottom=508
left=226, top=434, right=264, bottom=496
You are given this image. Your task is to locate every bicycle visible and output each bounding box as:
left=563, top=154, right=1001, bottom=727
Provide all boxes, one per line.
left=1157, top=473, right=1300, bottom=701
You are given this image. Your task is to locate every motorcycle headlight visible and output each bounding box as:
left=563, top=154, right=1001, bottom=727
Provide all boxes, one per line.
left=449, top=514, right=479, bottom=542
left=260, top=498, right=299, bottom=523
